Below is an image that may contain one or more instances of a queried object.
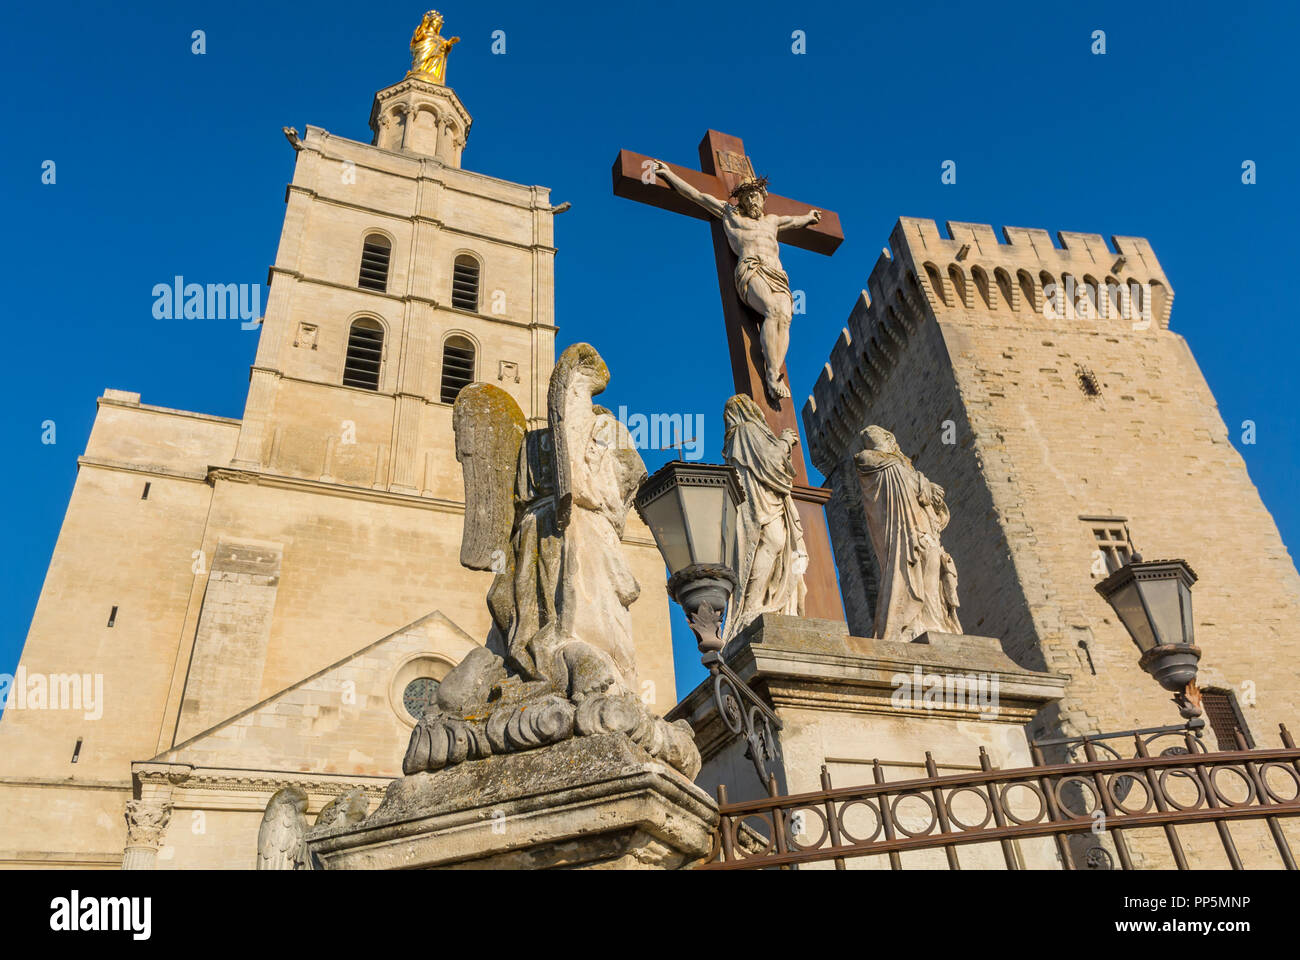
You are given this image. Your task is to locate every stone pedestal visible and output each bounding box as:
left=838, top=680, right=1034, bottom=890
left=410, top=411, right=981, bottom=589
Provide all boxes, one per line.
left=670, top=614, right=1068, bottom=868
left=308, top=733, right=718, bottom=870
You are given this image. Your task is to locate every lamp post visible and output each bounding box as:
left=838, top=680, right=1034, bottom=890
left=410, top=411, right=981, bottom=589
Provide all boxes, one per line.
left=634, top=461, right=744, bottom=653
left=635, top=461, right=783, bottom=782
left=1095, top=556, right=1202, bottom=720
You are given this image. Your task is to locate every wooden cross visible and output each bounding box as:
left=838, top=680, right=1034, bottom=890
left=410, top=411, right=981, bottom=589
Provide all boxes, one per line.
left=612, top=130, right=846, bottom=622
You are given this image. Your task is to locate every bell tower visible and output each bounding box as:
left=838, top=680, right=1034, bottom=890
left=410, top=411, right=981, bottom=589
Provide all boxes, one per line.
left=229, top=10, right=558, bottom=497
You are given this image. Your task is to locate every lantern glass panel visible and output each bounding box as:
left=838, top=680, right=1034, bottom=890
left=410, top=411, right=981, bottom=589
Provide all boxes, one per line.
left=1179, top=580, right=1196, bottom=646
left=722, top=491, right=739, bottom=572
left=1108, top=579, right=1157, bottom=652
left=680, top=482, right=726, bottom=566
left=639, top=491, right=690, bottom=574
left=1139, top=577, right=1186, bottom=647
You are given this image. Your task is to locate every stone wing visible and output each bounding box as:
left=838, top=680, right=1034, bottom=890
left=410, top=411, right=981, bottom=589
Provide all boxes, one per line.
left=256, top=786, right=309, bottom=870
left=548, top=343, right=609, bottom=527
left=454, top=383, right=527, bottom=570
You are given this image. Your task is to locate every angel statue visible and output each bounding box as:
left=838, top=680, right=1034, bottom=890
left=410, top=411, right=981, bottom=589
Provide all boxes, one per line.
left=721, top=395, right=808, bottom=644
left=853, top=426, right=962, bottom=643
left=256, top=786, right=368, bottom=870
left=400, top=343, right=701, bottom=780
left=409, top=10, right=460, bottom=84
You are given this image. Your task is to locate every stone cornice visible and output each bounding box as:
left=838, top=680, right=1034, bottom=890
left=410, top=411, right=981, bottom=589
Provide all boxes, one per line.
left=0, top=775, right=132, bottom=791
left=265, top=266, right=558, bottom=332
left=78, top=456, right=212, bottom=484
left=282, top=184, right=559, bottom=249
left=206, top=464, right=468, bottom=514
left=132, top=761, right=391, bottom=803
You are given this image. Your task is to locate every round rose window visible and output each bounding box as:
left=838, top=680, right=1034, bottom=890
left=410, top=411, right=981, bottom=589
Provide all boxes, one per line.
left=402, top=677, right=441, bottom=720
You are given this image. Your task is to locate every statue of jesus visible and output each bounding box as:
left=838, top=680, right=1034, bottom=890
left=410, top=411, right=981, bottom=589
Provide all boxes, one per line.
left=651, top=161, right=821, bottom=401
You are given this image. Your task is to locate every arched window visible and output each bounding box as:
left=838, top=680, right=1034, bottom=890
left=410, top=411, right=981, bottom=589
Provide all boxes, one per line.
left=451, top=255, right=480, bottom=311
left=995, top=267, right=1015, bottom=310
left=358, top=234, right=391, bottom=292
left=343, top=318, right=384, bottom=390
left=1018, top=270, right=1037, bottom=312
left=440, top=335, right=476, bottom=403
left=947, top=265, right=967, bottom=307
left=971, top=265, right=992, bottom=309
left=923, top=263, right=947, bottom=306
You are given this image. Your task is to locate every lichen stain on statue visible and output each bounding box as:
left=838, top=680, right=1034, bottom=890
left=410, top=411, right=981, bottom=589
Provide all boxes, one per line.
left=852, top=425, right=962, bottom=643
left=721, top=394, right=808, bottom=644
left=403, top=343, right=701, bottom=780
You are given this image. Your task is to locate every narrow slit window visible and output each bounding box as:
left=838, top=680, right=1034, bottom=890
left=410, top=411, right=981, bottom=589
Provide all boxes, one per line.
left=71, top=738, right=83, bottom=763
left=343, top=319, right=384, bottom=390
left=107, top=605, right=118, bottom=628
left=1076, top=364, right=1102, bottom=398
left=358, top=234, right=392, bottom=292
left=440, top=336, right=476, bottom=404
left=141, top=482, right=151, bottom=500
left=451, top=255, right=480, bottom=311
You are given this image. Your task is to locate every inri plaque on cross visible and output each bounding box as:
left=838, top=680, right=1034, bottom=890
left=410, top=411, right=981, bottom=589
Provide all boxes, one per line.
left=612, top=130, right=845, bottom=622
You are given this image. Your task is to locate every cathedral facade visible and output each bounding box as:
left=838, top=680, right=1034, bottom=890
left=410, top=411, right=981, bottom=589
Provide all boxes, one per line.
left=0, top=46, right=675, bottom=870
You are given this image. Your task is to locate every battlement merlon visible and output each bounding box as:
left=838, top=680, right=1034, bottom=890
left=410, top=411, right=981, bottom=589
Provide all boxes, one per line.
left=801, top=217, right=1177, bottom=475
left=889, top=217, right=1174, bottom=328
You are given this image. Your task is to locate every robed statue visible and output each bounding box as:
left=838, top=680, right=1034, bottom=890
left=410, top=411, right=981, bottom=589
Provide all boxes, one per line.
left=650, top=163, right=821, bottom=402
left=853, top=426, right=961, bottom=643
left=722, top=395, right=808, bottom=643
left=409, top=10, right=460, bottom=84
left=400, top=343, right=700, bottom=780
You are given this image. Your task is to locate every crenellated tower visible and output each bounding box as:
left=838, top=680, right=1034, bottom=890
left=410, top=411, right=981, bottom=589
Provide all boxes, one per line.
left=803, top=217, right=1300, bottom=773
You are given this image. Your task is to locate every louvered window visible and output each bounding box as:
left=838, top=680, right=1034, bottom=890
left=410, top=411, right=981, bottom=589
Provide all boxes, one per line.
left=358, top=235, right=391, bottom=292
left=1203, top=688, right=1254, bottom=749
left=451, top=255, right=480, bottom=311
left=440, top=336, right=476, bottom=404
left=343, top=319, right=384, bottom=390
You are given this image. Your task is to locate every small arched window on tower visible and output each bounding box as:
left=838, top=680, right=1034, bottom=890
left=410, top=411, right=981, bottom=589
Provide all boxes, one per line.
left=343, top=318, right=384, bottom=390
left=440, top=335, right=476, bottom=403
left=358, top=234, right=392, bottom=292
left=451, top=255, right=481, bottom=311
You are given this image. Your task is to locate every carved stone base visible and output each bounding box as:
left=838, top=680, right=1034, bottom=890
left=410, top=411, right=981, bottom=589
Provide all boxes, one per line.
left=308, top=733, right=719, bottom=870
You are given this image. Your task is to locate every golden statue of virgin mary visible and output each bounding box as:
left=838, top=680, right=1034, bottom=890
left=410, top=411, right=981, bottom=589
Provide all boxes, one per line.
left=409, top=11, right=460, bottom=84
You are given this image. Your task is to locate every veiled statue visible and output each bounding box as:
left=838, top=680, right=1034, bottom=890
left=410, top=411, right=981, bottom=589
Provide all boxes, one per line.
left=853, top=426, right=961, bottom=643
left=722, top=395, right=808, bottom=644
left=409, top=10, right=460, bottom=84
left=401, top=344, right=700, bottom=779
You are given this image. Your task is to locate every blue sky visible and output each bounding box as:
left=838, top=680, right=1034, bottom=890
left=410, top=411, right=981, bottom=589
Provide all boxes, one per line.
left=3, top=1, right=1297, bottom=699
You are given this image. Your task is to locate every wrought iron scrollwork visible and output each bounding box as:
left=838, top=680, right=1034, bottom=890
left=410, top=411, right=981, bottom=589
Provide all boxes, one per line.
left=703, top=651, right=782, bottom=782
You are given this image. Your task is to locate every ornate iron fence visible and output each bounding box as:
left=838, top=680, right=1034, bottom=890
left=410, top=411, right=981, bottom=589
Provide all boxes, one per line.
left=701, top=724, right=1300, bottom=870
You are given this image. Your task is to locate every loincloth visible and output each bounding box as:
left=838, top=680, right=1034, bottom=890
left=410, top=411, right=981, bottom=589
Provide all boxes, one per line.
left=734, top=256, right=792, bottom=303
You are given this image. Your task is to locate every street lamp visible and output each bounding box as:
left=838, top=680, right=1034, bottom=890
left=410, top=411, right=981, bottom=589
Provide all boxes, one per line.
left=1095, top=556, right=1202, bottom=719
left=634, top=461, right=744, bottom=653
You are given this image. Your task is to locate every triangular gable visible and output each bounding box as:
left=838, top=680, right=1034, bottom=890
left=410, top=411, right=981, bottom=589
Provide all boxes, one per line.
left=151, top=611, right=481, bottom=778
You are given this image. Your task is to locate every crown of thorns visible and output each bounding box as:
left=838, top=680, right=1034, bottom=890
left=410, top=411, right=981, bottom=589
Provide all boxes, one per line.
left=729, top=176, right=769, bottom=199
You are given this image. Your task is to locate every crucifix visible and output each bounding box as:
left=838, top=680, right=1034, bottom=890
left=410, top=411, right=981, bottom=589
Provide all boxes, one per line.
left=612, top=130, right=845, bottom=622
